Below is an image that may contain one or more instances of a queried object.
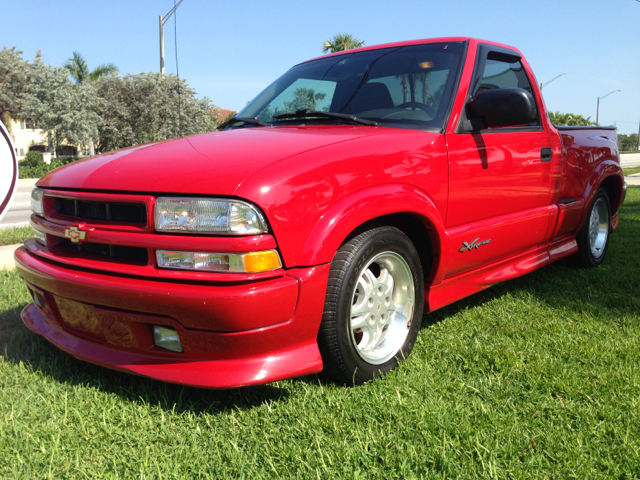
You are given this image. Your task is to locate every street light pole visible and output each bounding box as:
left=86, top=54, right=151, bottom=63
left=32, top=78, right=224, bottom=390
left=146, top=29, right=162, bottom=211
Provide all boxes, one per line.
left=539, top=73, right=567, bottom=91
left=596, top=90, right=621, bottom=126
left=159, top=0, right=184, bottom=74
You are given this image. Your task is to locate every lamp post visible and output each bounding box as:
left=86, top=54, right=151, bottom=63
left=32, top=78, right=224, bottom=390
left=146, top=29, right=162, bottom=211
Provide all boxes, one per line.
left=539, top=73, right=567, bottom=91
left=596, top=90, right=621, bottom=126
left=159, top=0, right=184, bottom=74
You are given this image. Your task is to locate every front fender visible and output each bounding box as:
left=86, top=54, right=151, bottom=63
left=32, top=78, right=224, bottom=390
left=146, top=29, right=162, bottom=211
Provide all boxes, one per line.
left=296, top=183, right=446, bottom=267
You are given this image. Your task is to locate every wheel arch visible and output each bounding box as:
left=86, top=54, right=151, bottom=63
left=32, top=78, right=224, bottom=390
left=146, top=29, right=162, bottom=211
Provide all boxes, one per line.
left=339, top=213, right=438, bottom=284
left=296, top=184, right=446, bottom=284
left=598, top=173, right=624, bottom=216
left=581, top=160, right=625, bottom=220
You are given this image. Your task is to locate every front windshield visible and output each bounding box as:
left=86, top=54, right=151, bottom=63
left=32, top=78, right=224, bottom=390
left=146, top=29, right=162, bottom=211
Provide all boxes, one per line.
left=238, top=42, right=463, bottom=130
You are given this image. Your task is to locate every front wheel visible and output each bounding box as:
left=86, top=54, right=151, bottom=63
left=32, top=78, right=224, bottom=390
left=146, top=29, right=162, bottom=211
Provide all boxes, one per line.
left=318, top=227, right=424, bottom=385
left=575, top=188, right=611, bottom=268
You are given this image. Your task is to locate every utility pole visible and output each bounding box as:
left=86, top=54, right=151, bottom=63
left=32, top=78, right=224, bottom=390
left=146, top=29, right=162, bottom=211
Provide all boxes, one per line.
left=596, top=90, right=621, bottom=126
left=159, top=0, right=184, bottom=74
left=637, top=120, right=640, bottom=151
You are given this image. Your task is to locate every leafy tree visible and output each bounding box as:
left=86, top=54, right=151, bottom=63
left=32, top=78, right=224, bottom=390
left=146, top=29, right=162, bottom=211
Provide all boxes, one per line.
left=322, top=33, right=365, bottom=54
left=618, top=134, right=638, bottom=151
left=63, top=52, right=118, bottom=155
left=64, top=52, right=118, bottom=86
left=23, top=64, right=102, bottom=156
left=0, top=47, right=41, bottom=127
left=94, top=73, right=219, bottom=152
left=548, top=111, right=595, bottom=126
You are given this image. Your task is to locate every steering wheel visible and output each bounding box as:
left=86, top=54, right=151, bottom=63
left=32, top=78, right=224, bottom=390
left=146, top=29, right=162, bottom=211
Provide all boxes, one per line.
left=396, top=102, right=436, bottom=117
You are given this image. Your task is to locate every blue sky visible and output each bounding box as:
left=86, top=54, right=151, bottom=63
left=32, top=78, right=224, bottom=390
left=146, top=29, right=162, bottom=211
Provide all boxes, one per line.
left=3, top=0, right=639, bottom=134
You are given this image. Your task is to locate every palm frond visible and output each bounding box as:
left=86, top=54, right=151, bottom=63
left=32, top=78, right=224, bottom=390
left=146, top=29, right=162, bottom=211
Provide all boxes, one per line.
left=322, top=33, right=364, bottom=54
left=89, top=63, right=119, bottom=82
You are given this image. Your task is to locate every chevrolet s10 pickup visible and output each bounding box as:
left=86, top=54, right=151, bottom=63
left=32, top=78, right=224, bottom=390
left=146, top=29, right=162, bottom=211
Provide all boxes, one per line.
left=16, top=37, right=627, bottom=387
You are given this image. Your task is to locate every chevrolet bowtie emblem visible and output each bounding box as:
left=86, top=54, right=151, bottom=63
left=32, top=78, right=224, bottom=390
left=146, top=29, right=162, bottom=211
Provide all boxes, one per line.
left=459, top=237, right=491, bottom=253
left=64, top=224, right=92, bottom=243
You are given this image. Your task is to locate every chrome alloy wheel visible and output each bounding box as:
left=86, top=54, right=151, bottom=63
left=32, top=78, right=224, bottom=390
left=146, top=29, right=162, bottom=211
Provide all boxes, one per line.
left=588, top=197, right=609, bottom=259
left=349, top=251, right=415, bottom=365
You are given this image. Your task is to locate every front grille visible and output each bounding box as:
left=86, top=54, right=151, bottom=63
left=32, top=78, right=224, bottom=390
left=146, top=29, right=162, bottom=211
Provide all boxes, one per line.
left=58, top=238, right=149, bottom=263
left=55, top=198, right=147, bottom=224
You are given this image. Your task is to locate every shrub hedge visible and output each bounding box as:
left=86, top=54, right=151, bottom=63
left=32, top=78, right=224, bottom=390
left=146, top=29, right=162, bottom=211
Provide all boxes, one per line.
left=18, top=157, right=80, bottom=179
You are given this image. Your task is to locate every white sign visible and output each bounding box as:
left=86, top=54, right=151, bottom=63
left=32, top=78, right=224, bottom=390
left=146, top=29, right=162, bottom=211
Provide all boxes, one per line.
left=0, top=121, right=19, bottom=222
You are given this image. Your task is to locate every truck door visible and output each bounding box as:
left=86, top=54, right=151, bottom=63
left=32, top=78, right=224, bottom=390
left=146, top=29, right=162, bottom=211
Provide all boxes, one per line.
left=444, top=45, right=556, bottom=278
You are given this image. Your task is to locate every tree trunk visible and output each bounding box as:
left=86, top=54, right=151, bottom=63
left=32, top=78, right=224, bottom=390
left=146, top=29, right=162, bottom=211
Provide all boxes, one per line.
left=88, top=137, right=95, bottom=156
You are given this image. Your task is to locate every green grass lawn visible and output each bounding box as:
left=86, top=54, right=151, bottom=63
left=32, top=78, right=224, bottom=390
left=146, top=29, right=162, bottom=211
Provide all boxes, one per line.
left=623, top=166, right=640, bottom=176
left=1, top=188, right=639, bottom=478
left=0, top=226, right=33, bottom=246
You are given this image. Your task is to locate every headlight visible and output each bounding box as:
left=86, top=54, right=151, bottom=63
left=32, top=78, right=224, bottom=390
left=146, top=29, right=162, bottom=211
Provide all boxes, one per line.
left=156, top=249, right=282, bottom=273
left=154, top=198, right=268, bottom=234
left=31, top=188, right=44, bottom=217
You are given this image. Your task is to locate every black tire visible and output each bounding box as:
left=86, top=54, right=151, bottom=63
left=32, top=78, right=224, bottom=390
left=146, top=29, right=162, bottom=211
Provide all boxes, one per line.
left=318, top=226, right=424, bottom=386
left=575, top=188, right=611, bottom=268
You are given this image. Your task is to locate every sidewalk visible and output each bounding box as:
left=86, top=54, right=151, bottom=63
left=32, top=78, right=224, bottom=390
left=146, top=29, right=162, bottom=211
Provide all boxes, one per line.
left=0, top=244, right=19, bottom=271
left=625, top=175, right=640, bottom=186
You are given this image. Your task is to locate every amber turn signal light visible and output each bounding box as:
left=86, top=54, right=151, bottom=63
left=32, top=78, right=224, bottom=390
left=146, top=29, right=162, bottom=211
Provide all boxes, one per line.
left=243, top=251, right=282, bottom=273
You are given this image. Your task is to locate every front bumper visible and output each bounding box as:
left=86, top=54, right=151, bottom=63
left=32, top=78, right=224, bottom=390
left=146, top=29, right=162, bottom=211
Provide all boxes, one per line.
left=15, top=246, right=330, bottom=388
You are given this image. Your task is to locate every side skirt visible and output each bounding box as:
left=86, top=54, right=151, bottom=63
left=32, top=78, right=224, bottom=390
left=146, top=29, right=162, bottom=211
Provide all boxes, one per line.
left=425, top=235, right=578, bottom=312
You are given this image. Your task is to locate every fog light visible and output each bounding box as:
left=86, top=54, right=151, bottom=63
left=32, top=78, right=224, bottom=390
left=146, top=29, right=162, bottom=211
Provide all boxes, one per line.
left=153, top=325, right=183, bottom=353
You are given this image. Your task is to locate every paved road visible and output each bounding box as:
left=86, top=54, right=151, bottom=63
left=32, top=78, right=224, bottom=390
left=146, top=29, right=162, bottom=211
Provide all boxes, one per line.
left=0, top=179, right=36, bottom=229
left=621, top=153, right=640, bottom=168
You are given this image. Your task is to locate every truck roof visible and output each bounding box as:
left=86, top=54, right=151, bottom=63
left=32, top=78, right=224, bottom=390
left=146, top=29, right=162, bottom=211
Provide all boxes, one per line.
left=300, top=37, right=522, bottom=65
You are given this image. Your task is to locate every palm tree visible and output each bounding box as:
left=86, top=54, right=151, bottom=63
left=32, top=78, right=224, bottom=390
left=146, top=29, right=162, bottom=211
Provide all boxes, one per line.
left=549, top=111, right=595, bottom=126
left=63, top=52, right=118, bottom=155
left=322, top=33, right=365, bottom=54
left=64, top=52, right=118, bottom=86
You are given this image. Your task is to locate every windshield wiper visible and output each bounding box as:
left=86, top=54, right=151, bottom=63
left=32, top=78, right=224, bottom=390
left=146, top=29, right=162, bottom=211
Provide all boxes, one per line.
left=273, top=109, right=380, bottom=126
left=217, top=117, right=272, bottom=130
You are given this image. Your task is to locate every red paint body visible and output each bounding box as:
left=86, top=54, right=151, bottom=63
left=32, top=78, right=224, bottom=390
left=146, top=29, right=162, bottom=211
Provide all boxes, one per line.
left=16, top=38, right=626, bottom=388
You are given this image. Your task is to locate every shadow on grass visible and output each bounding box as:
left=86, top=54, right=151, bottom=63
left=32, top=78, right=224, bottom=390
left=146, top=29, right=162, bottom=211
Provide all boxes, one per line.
left=0, top=304, right=292, bottom=414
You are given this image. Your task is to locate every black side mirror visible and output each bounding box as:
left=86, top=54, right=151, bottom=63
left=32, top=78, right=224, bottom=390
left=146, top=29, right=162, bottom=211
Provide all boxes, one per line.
left=465, top=88, right=537, bottom=130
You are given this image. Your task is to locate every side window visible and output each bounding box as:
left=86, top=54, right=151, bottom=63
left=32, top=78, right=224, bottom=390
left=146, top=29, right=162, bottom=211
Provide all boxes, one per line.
left=477, top=53, right=540, bottom=125
left=479, top=58, right=533, bottom=93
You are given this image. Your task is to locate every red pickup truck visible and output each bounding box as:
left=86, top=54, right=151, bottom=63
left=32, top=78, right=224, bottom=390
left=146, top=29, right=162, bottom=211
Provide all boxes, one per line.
left=16, top=37, right=627, bottom=388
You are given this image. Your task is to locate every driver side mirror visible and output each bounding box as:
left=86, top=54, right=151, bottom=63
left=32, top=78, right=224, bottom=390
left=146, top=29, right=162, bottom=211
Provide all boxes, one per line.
left=464, top=88, right=537, bottom=130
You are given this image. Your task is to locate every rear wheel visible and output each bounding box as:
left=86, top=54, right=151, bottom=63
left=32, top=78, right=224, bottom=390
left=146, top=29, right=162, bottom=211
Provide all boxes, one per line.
left=575, top=188, right=611, bottom=268
left=318, top=227, right=424, bottom=385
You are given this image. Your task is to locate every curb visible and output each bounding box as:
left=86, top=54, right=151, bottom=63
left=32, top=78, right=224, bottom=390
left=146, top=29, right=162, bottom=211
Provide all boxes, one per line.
left=18, top=178, right=39, bottom=186
left=0, top=222, right=30, bottom=230
left=0, top=244, right=19, bottom=271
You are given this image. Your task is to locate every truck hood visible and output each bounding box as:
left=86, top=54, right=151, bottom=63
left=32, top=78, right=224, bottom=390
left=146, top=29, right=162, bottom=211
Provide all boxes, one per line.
left=37, top=126, right=387, bottom=196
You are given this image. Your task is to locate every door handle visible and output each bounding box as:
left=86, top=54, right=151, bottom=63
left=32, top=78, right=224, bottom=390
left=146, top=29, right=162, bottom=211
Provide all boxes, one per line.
left=541, top=147, right=552, bottom=162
